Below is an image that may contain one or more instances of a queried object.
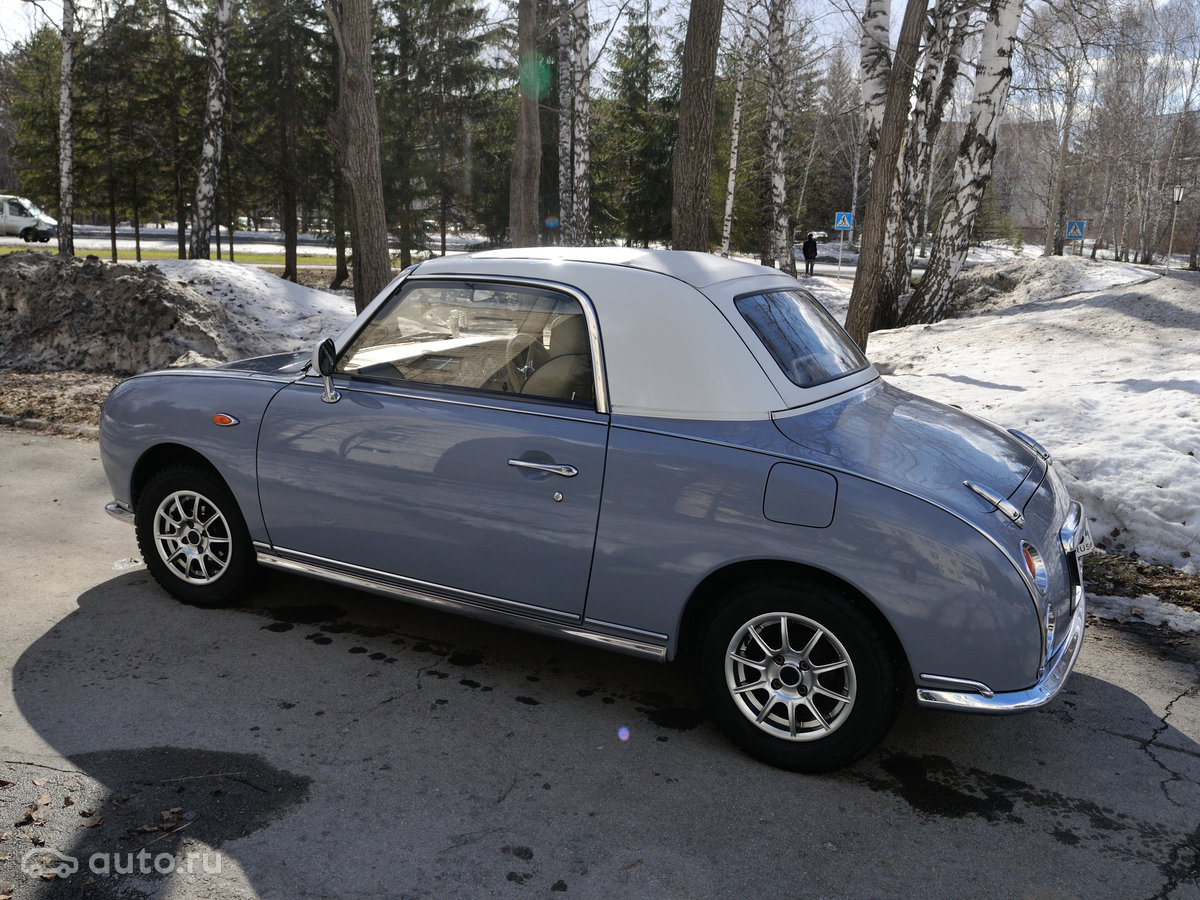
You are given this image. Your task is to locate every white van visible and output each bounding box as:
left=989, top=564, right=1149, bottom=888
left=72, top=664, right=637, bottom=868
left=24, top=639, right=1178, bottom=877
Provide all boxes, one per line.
left=0, top=195, right=57, bottom=242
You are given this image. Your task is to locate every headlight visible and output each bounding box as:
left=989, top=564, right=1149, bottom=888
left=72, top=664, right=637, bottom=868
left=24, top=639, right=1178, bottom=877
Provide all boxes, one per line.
left=1020, top=541, right=1049, bottom=595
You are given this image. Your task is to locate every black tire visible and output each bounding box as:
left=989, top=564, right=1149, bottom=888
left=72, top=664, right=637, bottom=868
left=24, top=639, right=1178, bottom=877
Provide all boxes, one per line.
left=696, top=580, right=901, bottom=772
left=135, top=464, right=255, bottom=608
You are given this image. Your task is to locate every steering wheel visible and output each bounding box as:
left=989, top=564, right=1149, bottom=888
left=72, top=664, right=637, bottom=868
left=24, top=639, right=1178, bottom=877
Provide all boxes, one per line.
left=506, top=333, right=550, bottom=391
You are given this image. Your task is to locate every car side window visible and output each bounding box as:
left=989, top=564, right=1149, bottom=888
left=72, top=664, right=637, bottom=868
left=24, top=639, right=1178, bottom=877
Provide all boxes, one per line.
left=336, top=280, right=596, bottom=406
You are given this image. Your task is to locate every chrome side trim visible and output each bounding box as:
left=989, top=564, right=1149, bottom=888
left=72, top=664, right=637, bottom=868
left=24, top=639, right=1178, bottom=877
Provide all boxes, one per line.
left=253, top=546, right=668, bottom=662
left=1008, top=429, right=1051, bottom=461
left=915, top=585, right=1086, bottom=713
left=963, top=480, right=1026, bottom=529
left=105, top=500, right=135, bottom=525
left=916, top=674, right=995, bottom=699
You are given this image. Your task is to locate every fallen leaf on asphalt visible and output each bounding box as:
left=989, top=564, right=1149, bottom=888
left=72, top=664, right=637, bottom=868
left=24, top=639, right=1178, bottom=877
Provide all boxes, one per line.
left=31, top=779, right=45, bottom=787
left=63, top=797, right=74, bottom=807
left=81, top=816, right=104, bottom=829
left=35, top=794, right=51, bottom=807
left=12, top=812, right=32, bottom=828
left=0, top=780, right=13, bottom=789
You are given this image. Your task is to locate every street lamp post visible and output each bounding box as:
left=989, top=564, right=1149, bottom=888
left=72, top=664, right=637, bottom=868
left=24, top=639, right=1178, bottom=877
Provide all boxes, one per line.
left=1166, top=184, right=1184, bottom=273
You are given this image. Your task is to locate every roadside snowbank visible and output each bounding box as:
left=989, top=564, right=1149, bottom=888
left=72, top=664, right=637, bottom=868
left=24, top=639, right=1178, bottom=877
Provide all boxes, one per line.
left=814, top=255, right=1199, bottom=575
left=143, top=260, right=355, bottom=356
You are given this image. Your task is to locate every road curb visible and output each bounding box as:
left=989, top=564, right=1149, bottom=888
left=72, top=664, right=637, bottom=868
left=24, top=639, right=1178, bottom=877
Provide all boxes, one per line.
left=0, top=415, right=99, bottom=441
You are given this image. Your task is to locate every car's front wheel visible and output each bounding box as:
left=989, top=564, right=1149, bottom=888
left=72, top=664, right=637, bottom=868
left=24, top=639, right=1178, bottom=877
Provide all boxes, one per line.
left=697, top=580, right=901, bottom=772
left=135, top=465, right=254, bottom=607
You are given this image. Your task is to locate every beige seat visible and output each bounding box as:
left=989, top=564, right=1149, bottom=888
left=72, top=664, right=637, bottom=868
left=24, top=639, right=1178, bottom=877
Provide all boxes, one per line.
left=521, top=315, right=594, bottom=404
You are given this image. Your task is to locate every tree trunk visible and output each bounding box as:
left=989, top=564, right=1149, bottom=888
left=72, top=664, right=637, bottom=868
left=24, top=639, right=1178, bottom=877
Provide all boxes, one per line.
left=327, top=0, right=392, bottom=312
left=765, top=0, right=791, bottom=271
left=157, top=0, right=188, bottom=258
left=570, top=0, right=590, bottom=246
left=189, top=0, right=234, bottom=260
left=720, top=12, right=753, bottom=258
left=901, top=0, right=1024, bottom=327
left=879, top=1, right=967, bottom=326
left=509, top=0, right=542, bottom=248
left=557, top=0, right=573, bottom=243
left=672, top=0, right=725, bottom=251
left=58, top=0, right=75, bottom=258
left=859, top=0, right=890, bottom=172
left=843, top=0, right=926, bottom=349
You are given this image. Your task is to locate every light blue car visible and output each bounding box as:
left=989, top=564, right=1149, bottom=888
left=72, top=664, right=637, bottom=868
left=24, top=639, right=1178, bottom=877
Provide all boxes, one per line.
left=100, top=248, right=1092, bottom=771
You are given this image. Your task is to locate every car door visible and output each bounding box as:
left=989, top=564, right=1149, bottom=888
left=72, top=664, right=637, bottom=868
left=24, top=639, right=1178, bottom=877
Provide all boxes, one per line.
left=256, top=278, right=608, bottom=621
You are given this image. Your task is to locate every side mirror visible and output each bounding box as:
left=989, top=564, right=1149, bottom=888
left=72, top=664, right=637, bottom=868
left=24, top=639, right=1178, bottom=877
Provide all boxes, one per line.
left=312, top=338, right=340, bottom=403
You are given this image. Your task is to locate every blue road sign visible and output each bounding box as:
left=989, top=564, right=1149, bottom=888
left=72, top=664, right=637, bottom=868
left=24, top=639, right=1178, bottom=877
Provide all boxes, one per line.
left=835, top=212, right=853, bottom=231
left=1066, top=220, right=1085, bottom=240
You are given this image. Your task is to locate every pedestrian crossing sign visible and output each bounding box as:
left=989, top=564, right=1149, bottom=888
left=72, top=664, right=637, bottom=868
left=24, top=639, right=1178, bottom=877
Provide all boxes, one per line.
left=835, top=212, right=853, bottom=231
left=1066, top=220, right=1085, bottom=240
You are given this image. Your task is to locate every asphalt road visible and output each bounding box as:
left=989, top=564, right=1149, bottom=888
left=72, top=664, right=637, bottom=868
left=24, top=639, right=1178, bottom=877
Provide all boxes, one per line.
left=1, top=428, right=1197, bottom=899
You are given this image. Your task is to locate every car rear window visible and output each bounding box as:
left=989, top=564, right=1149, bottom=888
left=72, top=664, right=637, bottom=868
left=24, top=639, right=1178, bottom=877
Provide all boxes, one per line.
left=735, top=289, right=870, bottom=388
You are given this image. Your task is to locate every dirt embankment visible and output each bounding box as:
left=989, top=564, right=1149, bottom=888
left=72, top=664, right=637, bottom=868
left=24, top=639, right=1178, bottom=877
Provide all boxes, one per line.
left=0, top=251, right=236, bottom=376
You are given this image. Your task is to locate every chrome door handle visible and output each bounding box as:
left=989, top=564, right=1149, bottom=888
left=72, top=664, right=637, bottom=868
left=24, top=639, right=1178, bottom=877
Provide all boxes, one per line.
left=507, top=459, right=578, bottom=478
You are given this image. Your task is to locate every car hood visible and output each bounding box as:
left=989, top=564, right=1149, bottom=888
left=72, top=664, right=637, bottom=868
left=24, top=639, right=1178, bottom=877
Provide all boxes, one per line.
left=773, top=380, right=1039, bottom=517
left=215, top=351, right=310, bottom=376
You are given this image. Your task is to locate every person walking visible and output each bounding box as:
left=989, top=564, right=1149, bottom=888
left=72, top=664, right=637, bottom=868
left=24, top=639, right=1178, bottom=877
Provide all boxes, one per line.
left=801, top=233, right=818, bottom=276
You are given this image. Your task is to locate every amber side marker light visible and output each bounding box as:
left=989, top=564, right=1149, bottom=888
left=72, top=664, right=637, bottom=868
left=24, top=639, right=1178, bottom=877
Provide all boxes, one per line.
left=212, top=414, right=239, bottom=427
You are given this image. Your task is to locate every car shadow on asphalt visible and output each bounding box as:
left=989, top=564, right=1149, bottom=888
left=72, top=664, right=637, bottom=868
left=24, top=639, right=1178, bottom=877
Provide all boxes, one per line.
left=10, top=571, right=1200, bottom=897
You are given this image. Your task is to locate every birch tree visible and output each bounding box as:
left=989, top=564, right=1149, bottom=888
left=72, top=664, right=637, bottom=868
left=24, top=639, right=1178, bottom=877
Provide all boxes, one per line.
left=877, top=0, right=970, bottom=326
left=58, top=0, right=75, bottom=257
left=902, top=0, right=1025, bottom=326
left=843, top=0, right=927, bottom=348
left=672, top=0, right=725, bottom=250
left=569, top=0, right=591, bottom=246
left=557, top=0, right=592, bottom=246
left=189, top=0, right=234, bottom=260
left=558, top=0, right=574, bottom=242
left=327, top=0, right=391, bottom=312
left=764, top=0, right=792, bottom=271
left=859, top=0, right=890, bottom=172
left=720, top=4, right=756, bottom=257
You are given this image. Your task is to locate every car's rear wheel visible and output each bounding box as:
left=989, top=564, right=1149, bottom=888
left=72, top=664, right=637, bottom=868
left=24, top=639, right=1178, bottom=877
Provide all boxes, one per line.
left=697, top=580, right=901, bottom=772
left=135, top=465, right=254, bottom=607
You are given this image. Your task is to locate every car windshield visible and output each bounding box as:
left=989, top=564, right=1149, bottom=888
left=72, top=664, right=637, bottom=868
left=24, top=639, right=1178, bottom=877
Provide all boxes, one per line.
left=735, top=289, right=869, bottom=388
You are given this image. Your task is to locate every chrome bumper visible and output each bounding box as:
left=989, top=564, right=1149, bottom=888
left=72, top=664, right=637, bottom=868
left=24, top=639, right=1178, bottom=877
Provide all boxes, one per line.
left=915, top=585, right=1086, bottom=713
left=105, top=500, right=135, bottom=525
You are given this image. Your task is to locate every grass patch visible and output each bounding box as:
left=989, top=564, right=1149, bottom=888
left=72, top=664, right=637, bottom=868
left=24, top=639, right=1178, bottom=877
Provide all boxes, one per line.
left=1, top=245, right=346, bottom=268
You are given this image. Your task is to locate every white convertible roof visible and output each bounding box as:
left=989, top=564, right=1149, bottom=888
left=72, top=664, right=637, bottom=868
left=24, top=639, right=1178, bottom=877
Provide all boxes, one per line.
left=366, top=248, right=874, bottom=420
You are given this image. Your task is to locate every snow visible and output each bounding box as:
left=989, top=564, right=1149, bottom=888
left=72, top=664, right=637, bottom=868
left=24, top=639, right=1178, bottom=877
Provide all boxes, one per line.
left=812, top=252, right=1199, bottom=576
left=163, top=252, right=1199, bottom=578
left=140, top=259, right=356, bottom=356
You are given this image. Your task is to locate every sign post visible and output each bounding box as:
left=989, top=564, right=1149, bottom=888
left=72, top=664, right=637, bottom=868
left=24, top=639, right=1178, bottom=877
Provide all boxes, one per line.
left=834, top=212, right=853, bottom=278
left=1065, top=220, right=1085, bottom=256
